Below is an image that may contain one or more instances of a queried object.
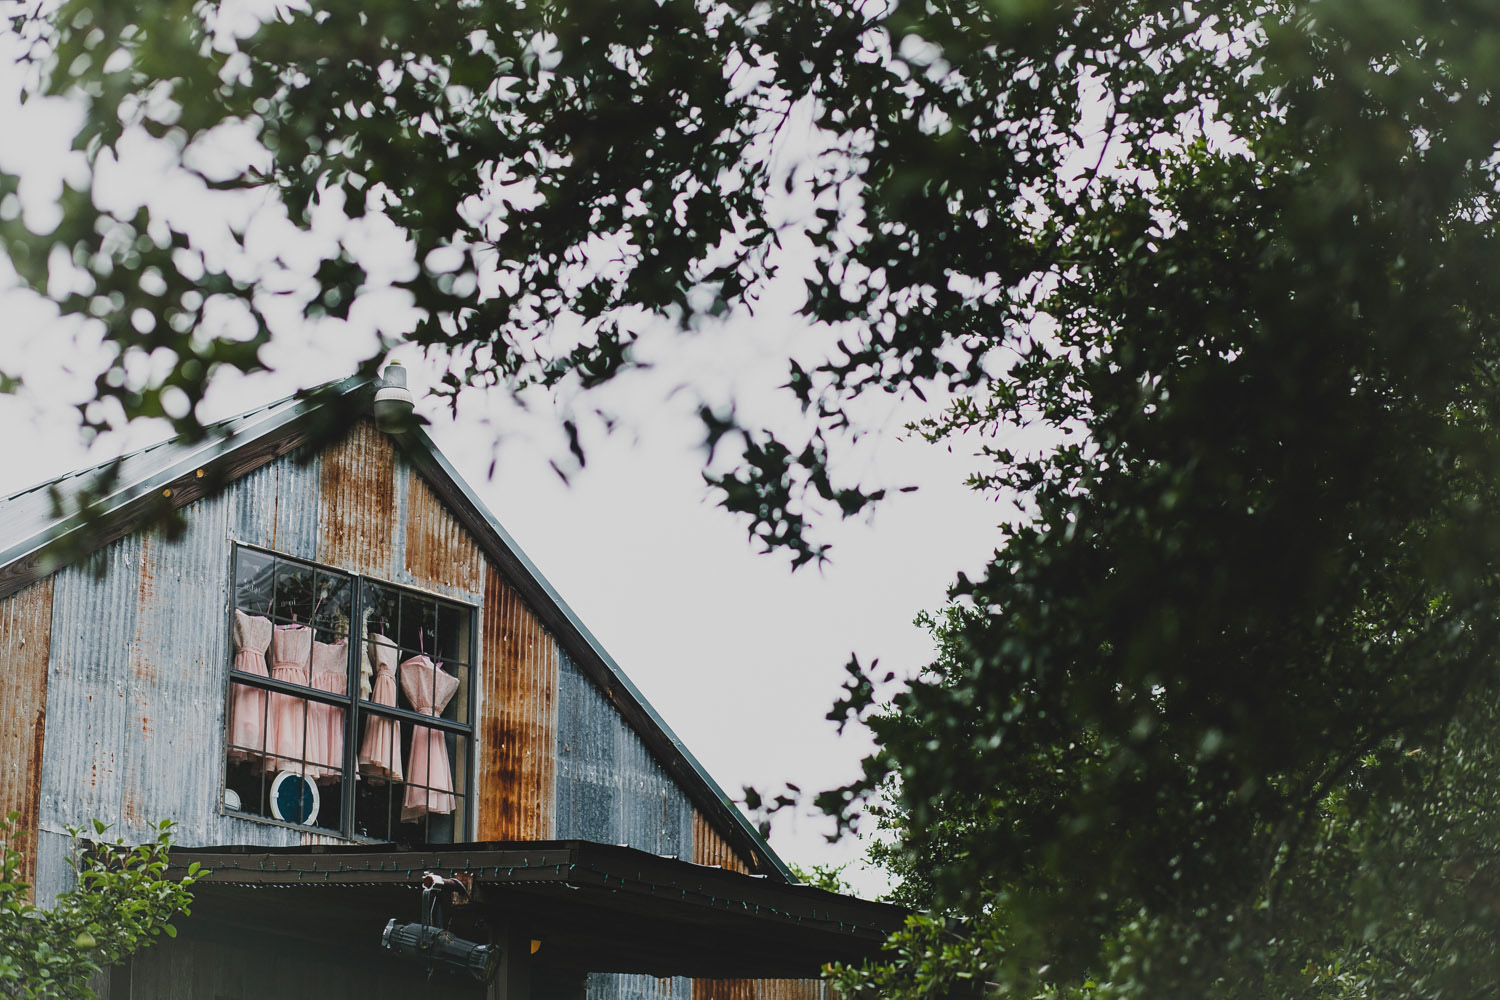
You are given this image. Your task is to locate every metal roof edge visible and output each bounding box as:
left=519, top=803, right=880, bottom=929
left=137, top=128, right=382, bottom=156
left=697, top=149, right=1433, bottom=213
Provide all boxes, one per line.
left=0, top=376, right=372, bottom=594
left=395, top=426, right=798, bottom=885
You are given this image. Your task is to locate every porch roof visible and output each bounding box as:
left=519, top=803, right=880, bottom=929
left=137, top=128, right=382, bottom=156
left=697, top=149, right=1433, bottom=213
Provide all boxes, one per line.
left=169, top=840, right=906, bottom=979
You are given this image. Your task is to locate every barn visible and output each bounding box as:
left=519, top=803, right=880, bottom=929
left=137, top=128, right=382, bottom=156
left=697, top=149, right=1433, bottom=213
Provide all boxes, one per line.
left=0, top=367, right=903, bottom=999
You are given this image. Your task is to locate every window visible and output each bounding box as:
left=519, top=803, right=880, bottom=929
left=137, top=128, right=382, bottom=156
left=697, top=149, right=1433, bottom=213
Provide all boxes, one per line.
left=222, top=546, right=473, bottom=843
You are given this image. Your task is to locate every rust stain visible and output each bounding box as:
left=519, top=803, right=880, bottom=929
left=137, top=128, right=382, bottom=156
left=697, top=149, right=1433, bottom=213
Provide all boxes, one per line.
left=132, top=535, right=157, bottom=684
left=476, top=565, right=557, bottom=840
left=0, top=578, right=54, bottom=893
left=403, top=471, right=484, bottom=595
left=693, top=808, right=751, bottom=874
left=693, top=981, right=825, bottom=1000
left=317, top=419, right=396, bottom=576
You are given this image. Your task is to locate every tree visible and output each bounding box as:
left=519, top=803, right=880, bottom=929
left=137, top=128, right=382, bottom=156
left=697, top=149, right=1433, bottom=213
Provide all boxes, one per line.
left=0, top=816, right=196, bottom=999
left=7, top=1, right=1500, bottom=995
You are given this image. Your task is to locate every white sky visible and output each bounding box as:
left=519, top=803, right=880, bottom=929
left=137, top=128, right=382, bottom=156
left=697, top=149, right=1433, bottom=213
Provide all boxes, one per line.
left=0, top=7, right=1014, bottom=898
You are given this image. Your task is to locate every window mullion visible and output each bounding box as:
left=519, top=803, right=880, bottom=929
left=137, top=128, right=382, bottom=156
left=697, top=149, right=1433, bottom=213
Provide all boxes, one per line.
left=343, top=574, right=362, bottom=838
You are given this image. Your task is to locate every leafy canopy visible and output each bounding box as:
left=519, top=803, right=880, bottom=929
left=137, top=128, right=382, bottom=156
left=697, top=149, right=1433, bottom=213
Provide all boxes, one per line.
left=0, top=816, right=196, bottom=999
left=8, top=0, right=1500, bottom=995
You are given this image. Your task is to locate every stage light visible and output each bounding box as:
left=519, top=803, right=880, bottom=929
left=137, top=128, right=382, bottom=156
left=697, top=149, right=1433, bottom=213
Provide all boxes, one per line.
left=381, top=872, right=499, bottom=983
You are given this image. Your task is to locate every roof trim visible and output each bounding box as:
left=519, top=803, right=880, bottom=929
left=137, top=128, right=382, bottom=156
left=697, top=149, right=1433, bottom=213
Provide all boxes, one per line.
left=0, top=376, right=372, bottom=599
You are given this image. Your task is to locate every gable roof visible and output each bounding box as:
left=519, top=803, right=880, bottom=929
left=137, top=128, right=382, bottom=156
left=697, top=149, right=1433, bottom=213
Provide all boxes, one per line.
left=0, top=375, right=796, bottom=883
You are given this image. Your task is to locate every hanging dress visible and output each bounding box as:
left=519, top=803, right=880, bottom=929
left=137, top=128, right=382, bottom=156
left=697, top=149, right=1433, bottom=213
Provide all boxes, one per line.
left=265, top=624, right=313, bottom=773
left=227, top=610, right=273, bottom=764
left=358, top=634, right=403, bottom=782
left=399, top=655, right=460, bottom=822
left=308, top=637, right=348, bottom=782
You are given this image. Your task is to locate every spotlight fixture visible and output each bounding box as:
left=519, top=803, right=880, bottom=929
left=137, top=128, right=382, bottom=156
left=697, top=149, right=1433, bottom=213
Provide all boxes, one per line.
left=382, top=872, right=499, bottom=983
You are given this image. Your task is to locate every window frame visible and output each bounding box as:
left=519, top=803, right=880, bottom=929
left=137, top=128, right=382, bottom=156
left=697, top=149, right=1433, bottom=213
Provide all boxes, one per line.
left=219, top=542, right=478, bottom=843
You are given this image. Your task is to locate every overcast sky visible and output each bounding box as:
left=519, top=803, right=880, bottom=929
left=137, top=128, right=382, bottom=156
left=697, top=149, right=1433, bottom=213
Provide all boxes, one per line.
left=0, top=7, right=1013, bottom=897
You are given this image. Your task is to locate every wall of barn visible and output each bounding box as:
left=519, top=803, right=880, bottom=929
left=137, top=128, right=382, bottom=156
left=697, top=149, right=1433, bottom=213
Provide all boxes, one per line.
left=27, top=420, right=764, bottom=915
left=0, top=578, right=53, bottom=891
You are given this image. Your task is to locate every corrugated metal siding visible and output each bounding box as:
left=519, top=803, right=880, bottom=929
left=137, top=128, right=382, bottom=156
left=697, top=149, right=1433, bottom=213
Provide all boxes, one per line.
left=477, top=567, right=556, bottom=840
left=316, top=420, right=396, bottom=577
left=693, top=809, right=751, bottom=874
left=40, top=531, right=144, bottom=838
left=556, top=651, right=693, bottom=858
left=230, top=452, right=321, bottom=560
left=35, top=452, right=348, bottom=901
left=314, top=419, right=483, bottom=601
left=0, top=578, right=53, bottom=887
left=404, top=467, right=484, bottom=600
left=119, top=517, right=230, bottom=839
left=691, top=981, right=827, bottom=1000
left=588, top=973, right=693, bottom=1000
left=33, top=830, right=76, bottom=904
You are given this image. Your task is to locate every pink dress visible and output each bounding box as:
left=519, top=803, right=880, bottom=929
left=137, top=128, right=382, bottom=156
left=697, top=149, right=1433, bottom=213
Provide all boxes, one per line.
left=399, top=655, right=460, bottom=822
left=228, top=610, right=273, bottom=763
left=308, top=638, right=348, bottom=782
left=265, top=624, right=313, bottom=772
left=358, top=634, right=403, bottom=782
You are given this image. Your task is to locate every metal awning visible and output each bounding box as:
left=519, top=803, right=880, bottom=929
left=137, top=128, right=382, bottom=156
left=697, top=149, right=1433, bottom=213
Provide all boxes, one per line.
left=169, top=840, right=906, bottom=979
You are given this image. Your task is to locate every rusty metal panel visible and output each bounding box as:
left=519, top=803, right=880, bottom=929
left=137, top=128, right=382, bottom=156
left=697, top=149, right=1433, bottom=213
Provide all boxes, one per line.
left=37, top=480, right=320, bottom=901
left=316, top=419, right=396, bottom=577
left=693, top=808, right=752, bottom=874
left=692, top=981, right=826, bottom=1000
left=118, top=504, right=230, bottom=843
left=231, top=450, right=321, bottom=561
left=0, top=577, right=53, bottom=888
left=476, top=567, right=557, bottom=840
left=40, top=531, right=144, bottom=838
left=402, top=467, right=484, bottom=601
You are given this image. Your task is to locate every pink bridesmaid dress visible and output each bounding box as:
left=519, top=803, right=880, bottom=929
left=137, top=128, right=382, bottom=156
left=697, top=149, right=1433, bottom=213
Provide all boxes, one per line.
left=228, top=610, right=273, bottom=763
left=308, top=638, right=348, bottom=782
left=265, top=624, right=313, bottom=772
left=358, top=634, right=403, bottom=782
left=399, top=655, right=460, bottom=822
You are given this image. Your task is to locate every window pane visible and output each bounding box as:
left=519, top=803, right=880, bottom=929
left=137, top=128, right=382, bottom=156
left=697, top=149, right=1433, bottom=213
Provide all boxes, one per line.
left=362, top=581, right=397, bottom=638
left=434, top=601, right=472, bottom=668
left=314, top=571, right=352, bottom=644
left=272, top=563, right=316, bottom=628
left=355, top=708, right=404, bottom=841
left=233, top=549, right=274, bottom=613
left=439, top=662, right=468, bottom=727
left=227, top=679, right=269, bottom=761
left=224, top=696, right=346, bottom=834
left=399, top=732, right=468, bottom=845
left=225, top=547, right=472, bottom=844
